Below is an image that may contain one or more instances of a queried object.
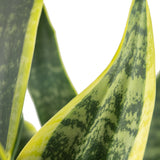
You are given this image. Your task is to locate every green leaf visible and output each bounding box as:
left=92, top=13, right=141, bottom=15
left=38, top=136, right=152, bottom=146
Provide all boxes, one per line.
left=28, top=7, right=77, bottom=125
left=13, top=120, right=36, bottom=159
left=0, top=143, right=7, bottom=160
left=0, top=0, right=43, bottom=158
left=17, top=0, right=156, bottom=159
left=11, top=116, right=23, bottom=160
left=144, top=73, right=160, bottom=160
left=10, top=117, right=36, bottom=160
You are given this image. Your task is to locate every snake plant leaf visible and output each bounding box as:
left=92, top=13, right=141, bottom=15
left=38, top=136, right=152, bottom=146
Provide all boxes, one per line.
left=10, top=118, right=36, bottom=160
left=17, top=0, right=155, bottom=159
left=28, top=7, right=77, bottom=125
left=0, top=143, right=7, bottom=160
left=144, top=73, right=160, bottom=160
left=13, top=120, right=37, bottom=159
left=0, top=0, right=43, bottom=158
left=11, top=116, right=24, bottom=160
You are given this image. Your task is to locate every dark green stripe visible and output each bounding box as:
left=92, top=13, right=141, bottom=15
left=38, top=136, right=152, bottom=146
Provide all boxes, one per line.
left=42, top=0, right=148, bottom=159
left=0, top=0, right=34, bottom=148
left=28, top=7, right=77, bottom=125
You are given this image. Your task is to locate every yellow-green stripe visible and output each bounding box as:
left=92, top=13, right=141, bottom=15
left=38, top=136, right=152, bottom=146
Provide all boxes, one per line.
left=6, top=0, right=43, bottom=157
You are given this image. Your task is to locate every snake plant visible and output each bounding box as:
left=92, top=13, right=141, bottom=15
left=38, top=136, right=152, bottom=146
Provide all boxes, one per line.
left=0, top=0, right=159, bottom=160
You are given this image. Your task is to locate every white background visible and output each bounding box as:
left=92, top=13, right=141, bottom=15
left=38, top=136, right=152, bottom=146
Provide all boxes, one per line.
left=23, top=0, right=160, bottom=130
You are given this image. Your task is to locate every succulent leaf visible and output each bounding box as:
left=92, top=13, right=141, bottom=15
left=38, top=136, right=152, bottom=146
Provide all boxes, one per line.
left=28, top=7, right=77, bottom=125
left=144, top=73, right=160, bottom=160
left=17, top=0, right=155, bottom=159
left=0, top=0, right=43, bottom=157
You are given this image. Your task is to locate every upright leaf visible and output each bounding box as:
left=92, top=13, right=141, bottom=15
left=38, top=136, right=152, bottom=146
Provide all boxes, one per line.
left=17, top=0, right=155, bottom=159
left=11, top=116, right=23, bottom=160
left=144, top=73, right=160, bottom=160
left=0, top=143, right=7, bottom=160
left=28, top=7, right=77, bottom=125
left=0, top=0, right=43, bottom=158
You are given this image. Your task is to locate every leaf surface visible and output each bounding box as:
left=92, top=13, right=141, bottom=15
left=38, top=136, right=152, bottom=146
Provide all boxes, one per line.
left=13, top=120, right=37, bottom=159
left=0, top=0, right=43, bottom=158
left=144, top=73, right=160, bottom=160
left=17, top=0, right=155, bottom=159
left=28, top=7, right=77, bottom=125
left=0, top=143, right=7, bottom=160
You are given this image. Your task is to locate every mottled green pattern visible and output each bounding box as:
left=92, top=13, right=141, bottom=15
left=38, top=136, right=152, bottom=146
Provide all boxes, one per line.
left=42, top=0, right=148, bottom=159
left=28, top=7, right=77, bottom=125
left=144, top=73, right=160, bottom=160
left=0, top=0, right=34, bottom=148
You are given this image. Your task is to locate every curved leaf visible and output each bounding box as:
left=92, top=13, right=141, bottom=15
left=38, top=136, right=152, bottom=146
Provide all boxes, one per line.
left=17, top=0, right=155, bottom=159
left=0, top=0, right=43, bottom=158
left=28, top=7, right=77, bottom=125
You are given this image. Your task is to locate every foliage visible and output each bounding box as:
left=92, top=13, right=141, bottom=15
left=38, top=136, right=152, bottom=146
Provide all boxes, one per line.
left=0, top=0, right=159, bottom=160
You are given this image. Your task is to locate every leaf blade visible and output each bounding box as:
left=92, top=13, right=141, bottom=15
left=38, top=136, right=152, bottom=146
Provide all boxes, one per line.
left=28, top=6, right=77, bottom=125
left=0, top=143, right=7, bottom=160
left=13, top=120, right=37, bottom=160
left=143, top=73, right=160, bottom=160
left=17, top=0, right=156, bottom=159
left=0, top=0, right=43, bottom=157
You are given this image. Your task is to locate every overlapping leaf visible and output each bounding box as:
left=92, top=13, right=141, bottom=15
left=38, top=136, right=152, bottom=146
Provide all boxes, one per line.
left=17, top=0, right=156, bottom=159
left=144, top=73, right=160, bottom=160
left=13, top=120, right=36, bottom=159
left=0, top=0, right=77, bottom=159
left=28, top=7, right=77, bottom=125
left=13, top=6, right=77, bottom=158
